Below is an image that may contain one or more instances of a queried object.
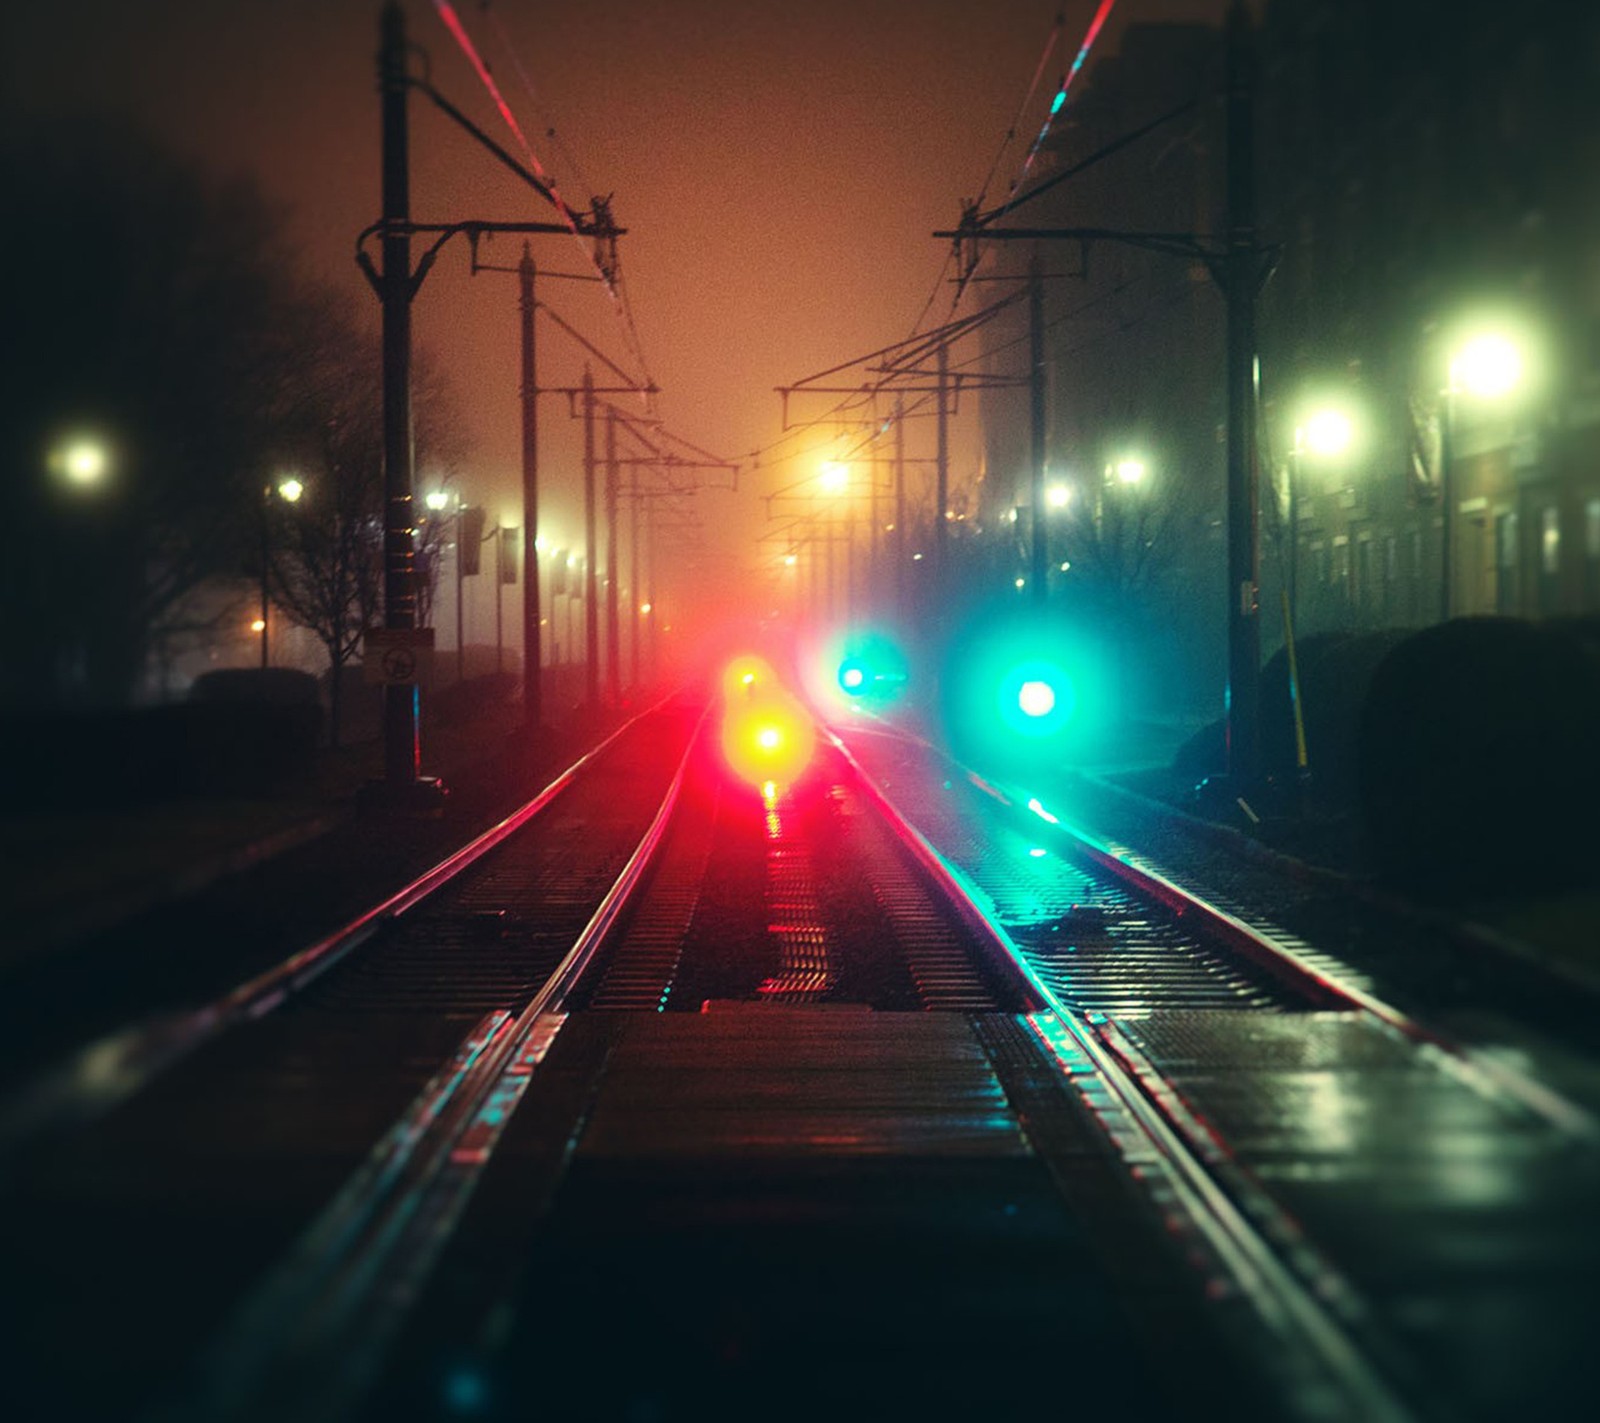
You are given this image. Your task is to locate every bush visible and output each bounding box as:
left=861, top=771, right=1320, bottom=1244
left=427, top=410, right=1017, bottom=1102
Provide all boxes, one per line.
left=1357, top=617, right=1600, bottom=892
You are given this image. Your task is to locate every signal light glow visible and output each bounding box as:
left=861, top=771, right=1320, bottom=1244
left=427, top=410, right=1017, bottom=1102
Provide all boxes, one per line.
left=1017, top=680, right=1056, bottom=718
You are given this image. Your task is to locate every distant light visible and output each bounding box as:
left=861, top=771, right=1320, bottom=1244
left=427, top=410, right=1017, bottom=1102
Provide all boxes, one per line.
left=1047, top=483, right=1071, bottom=509
left=742, top=672, right=755, bottom=687
left=278, top=477, right=304, bottom=503
left=1059, top=561, right=1070, bottom=572
left=819, top=460, right=849, bottom=494
left=1028, top=847, right=1048, bottom=859
left=756, top=725, right=783, bottom=751
left=1115, top=458, right=1147, bottom=486
left=250, top=618, right=266, bottom=634
left=640, top=602, right=653, bottom=615
left=1451, top=332, right=1523, bottom=399
left=567, top=555, right=579, bottom=568
left=1018, top=680, right=1056, bottom=718
left=783, top=554, right=797, bottom=567
left=912, top=552, right=924, bottom=561
left=1026, top=797, right=1060, bottom=825
left=1299, top=409, right=1353, bottom=458
left=1008, top=508, right=1019, bottom=523
left=54, top=437, right=110, bottom=489
left=425, top=489, right=449, bottom=511
left=1014, top=577, right=1025, bottom=590
left=842, top=667, right=864, bottom=689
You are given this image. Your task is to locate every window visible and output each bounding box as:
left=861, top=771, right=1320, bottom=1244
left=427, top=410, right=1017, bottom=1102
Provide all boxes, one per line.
left=1495, top=511, right=1519, bottom=614
left=1540, top=507, right=1561, bottom=612
left=1541, top=507, right=1560, bottom=576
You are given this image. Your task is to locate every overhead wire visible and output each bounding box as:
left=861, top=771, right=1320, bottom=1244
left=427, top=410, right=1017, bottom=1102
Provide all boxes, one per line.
left=434, top=1, right=663, bottom=412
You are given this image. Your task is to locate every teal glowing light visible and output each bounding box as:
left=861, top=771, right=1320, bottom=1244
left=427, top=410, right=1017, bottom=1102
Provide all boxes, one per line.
left=816, top=629, right=909, bottom=708
left=1028, top=847, right=1047, bottom=859
left=1026, top=797, right=1060, bottom=825
left=998, top=659, right=1075, bottom=738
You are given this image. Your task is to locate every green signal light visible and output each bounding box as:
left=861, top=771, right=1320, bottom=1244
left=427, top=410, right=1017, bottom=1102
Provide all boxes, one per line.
left=998, top=660, right=1075, bottom=738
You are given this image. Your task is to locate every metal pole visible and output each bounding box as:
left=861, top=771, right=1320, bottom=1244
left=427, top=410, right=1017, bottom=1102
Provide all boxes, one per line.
left=582, top=368, right=599, bottom=708
left=1439, top=387, right=1454, bottom=621
left=1224, top=0, right=1261, bottom=787
left=519, top=244, right=542, bottom=728
left=259, top=495, right=270, bottom=669
left=495, top=523, right=504, bottom=675
left=629, top=467, right=641, bottom=689
left=378, top=1, right=423, bottom=790
left=1287, top=450, right=1298, bottom=627
left=455, top=506, right=465, bottom=683
left=894, top=397, right=906, bottom=619
left=937, top=339, right=952, bottom=603
left=605, top=407, right=620, bottom=705
left=1028, top=253, right=1047, bottom=607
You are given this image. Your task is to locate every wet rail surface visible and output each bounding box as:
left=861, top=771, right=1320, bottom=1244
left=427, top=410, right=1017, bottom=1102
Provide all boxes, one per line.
left=834, top=720, right=1600, bottom=1423
left=3, top=702, right=1592, bottom=1420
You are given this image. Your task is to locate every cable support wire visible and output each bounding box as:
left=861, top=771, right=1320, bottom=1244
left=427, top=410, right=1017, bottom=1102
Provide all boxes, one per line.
left=430, top=0, right=663, bottom=409
left=972, top=8, right=1066, bottom=215
left=999, top=0, right=1119, bottom=222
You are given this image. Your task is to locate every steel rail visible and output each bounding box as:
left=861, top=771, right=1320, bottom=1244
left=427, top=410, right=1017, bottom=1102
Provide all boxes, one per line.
left=0, top=700, right=675, bottom=1155
left=825, top=726, right=1421, bottom=1422
left=170, top=705, right=709, bottom=1423
left=833, top=718, right=1600, bottom=1142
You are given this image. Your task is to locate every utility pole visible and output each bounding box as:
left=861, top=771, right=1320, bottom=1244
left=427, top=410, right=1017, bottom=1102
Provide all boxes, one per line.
left=582, top=367, right=599, bottom=709
left=936, top=339, right=951, bottom=600
left=629, top=464, right=641, bottom=689
left=1224, top=0, right=1261, bottom=787
left=1028, top=251, right=1048, bottom=607
left=605, top=406, right=620, bottom=706
left=894, top=396, right=906, bottom=621
left=374, top=1, right=440, bottom=805
left=519, top=244, right=542, bottom=729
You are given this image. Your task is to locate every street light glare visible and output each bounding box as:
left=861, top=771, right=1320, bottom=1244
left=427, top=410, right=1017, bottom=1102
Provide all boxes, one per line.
left=1451, top=333, right=1523, bottom=399
left=819, top=460, right=849, bottom=495
left=1301, top=409, right=1353, bottom=458
left=278, top=477, right=305, bottom=502
left=57, top=437, right=109, bottom=488
left=425, top=489, right=450, bottom=511
left=1115, top=458, right=1147, bottom=485
left=1046, top=483, right=1071, bottom=508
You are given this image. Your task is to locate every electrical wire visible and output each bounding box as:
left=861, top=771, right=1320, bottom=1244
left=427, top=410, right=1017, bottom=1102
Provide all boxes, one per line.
left=998, top=0, right=1120, bottom=221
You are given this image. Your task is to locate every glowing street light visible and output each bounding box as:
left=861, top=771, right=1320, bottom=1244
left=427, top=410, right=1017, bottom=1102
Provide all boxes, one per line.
left=1450, top=333, right=1524, bottom=400
left=818, top=460, right=849, bottom=495
left=1440, top=324, right=1529, bottom=618
left=49, top=433, right=112, bottom=491
left=1286, top=401, right=1360, bottom=623
left=259, top=474, right=307, bottom=668
left=1046, top=482, right=1072, bottom=509
left=1113, top=457, right=1148, bottom=486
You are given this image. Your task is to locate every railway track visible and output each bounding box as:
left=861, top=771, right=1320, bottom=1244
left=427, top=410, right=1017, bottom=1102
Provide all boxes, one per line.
left=2, top=691, right=1594, bottom=1420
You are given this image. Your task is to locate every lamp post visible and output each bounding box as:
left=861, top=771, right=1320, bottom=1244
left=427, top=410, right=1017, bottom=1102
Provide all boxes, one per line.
left=259, top=476, right=303, bottom=668
left=1285, top=406, right=1353, bottom=627
left=1440, top=330, right=1524, bottom=621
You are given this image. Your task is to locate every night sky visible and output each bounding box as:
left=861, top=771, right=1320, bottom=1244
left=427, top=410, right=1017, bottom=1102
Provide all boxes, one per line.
left=3, top=0, right=1227, bottom=606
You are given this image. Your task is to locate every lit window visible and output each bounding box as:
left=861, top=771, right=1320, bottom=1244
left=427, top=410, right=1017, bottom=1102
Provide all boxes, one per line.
left=1541, top=508, right=1560, bottom=576
left=1586, top=499, right=1600, bottom=561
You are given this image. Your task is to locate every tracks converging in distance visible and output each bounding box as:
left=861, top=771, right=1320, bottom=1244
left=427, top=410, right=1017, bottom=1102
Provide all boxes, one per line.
left=3, top=696, right=1597, bottom=1421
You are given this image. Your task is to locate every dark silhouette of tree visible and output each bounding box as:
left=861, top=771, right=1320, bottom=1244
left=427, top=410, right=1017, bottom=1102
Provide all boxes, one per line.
left=262, top=293, right=461, bottom=745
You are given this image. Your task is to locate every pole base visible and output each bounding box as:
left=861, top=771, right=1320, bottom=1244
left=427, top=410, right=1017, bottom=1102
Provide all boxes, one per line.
left=357, top=774, right=449, bottom=817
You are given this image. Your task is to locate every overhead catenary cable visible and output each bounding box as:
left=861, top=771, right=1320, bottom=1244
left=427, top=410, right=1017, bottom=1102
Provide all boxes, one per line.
left=999, top=0, right=1120, bottom=220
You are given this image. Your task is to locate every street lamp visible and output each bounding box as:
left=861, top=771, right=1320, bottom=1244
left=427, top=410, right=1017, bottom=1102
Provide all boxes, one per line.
left=259, top=476, right=304, bottom=668
left=48, top=432, right=113, bottom=493
left=1440, top=327, right=1527, bottom=620
left=1286, top=403, right=1356, bottom=625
